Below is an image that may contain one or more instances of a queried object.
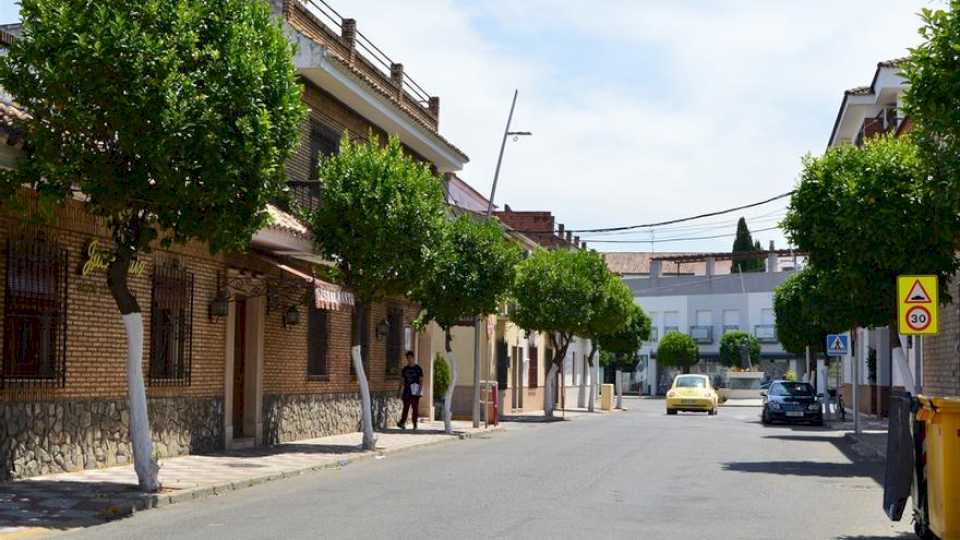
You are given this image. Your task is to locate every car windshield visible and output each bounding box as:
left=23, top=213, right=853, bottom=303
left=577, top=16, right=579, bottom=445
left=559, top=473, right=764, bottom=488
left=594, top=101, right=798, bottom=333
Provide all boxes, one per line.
left=675, top=376, right=706, bottom=388
left=769, top=382, right=815, bottom=396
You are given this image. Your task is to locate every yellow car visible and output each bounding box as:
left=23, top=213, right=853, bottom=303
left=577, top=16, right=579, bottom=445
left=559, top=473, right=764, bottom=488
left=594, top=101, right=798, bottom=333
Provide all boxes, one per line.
left=666, top=374, right=719, bottom=415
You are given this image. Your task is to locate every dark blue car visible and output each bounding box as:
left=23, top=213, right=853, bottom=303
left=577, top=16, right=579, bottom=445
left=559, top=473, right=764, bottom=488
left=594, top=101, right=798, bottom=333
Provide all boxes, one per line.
left=761, top=381, right=824, bottom=426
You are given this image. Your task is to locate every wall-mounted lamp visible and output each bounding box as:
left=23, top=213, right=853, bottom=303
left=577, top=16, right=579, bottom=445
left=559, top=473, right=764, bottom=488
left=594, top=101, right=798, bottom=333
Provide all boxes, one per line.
left=209, top=289, right=230, bottom=321
left=375, top=318, right=390, bottom=340
left=283, top=305, right=300, bottom=328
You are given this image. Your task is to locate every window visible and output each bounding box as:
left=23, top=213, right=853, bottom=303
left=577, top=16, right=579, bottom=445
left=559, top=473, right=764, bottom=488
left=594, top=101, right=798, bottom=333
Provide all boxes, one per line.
left=385, top=306, right=403, bottom=377
left=722, top=309, right=740, bottom=333
left=691, top=310, right=713, bottom=343
left=290, top=120, right=341, bottom=213
left=307, top=302, right=328, bottom=379
left=674, top=376, right=707, bottom=389
left=149, top=261, right=194, bottom=385
left=350, top=303, right=370, bottom=378
left=663, top=311, right=680, bottom=334
left=2, top=235, right=68, bottom=387
left=528, top=346, right=539, bottom=388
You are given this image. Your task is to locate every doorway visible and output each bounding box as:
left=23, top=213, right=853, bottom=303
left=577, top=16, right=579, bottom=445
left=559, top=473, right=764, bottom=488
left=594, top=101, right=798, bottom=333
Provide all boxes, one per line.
left=233, top=297, right=247, bottom=439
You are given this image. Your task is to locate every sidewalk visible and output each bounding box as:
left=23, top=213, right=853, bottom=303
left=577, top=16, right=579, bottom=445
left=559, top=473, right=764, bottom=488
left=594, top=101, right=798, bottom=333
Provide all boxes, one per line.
left=833, top=410, right=889, bottom=459
left=0, top=420, right=498, bottom=538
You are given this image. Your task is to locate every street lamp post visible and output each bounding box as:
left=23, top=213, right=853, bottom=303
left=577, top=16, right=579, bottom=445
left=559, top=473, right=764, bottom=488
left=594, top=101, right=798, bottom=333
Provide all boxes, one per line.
left=472, top=89, right=531, bottom=428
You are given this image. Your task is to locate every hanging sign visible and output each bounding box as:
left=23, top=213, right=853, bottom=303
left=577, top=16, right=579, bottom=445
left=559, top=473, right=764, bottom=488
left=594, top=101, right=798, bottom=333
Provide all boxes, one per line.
left=78, top=240, right=146, bottom=277
left=897, top=275, right=938, bottom=335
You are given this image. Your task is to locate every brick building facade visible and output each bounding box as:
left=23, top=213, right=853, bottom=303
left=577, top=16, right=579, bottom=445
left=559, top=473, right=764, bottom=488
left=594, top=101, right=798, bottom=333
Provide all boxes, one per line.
left=0, top=0, right=469, bottom=480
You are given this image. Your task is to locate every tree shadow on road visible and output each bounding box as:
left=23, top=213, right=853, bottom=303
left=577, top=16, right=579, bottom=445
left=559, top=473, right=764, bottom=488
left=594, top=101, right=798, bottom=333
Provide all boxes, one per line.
left=832, top=534, right=915, bottom=539
left=0, top=479, right=143, bottom=532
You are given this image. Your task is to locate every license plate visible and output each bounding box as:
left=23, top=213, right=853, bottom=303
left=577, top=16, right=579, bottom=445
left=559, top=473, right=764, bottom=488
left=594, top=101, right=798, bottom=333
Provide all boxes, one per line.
left=682, top=400, right=697, bottom=405
left=786, top=411, right=803, bottom=417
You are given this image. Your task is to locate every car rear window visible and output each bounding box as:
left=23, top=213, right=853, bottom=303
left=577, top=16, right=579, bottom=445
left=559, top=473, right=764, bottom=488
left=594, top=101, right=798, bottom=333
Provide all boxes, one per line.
left=769, top=382, right=815, bottom=396
left=675, top=376, right=706, bottom=388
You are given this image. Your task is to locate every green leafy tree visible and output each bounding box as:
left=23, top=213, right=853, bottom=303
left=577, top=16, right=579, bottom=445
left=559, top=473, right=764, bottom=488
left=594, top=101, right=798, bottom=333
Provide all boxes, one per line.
left=718, top=331, right=761, bottom=369
left=732, top=217, right=763, bottom=273
left=656, top=331, right=699, bottom=374
left=902, top=3, right=960, bottom=211
left=577, top=274, right=634, bottom=411
left=432, top=353, right=450, bottom=406
left=414, top=215, right=521, bottom=433
left=306, top=135, right=446, bottom=449
left=598, top=304, right=650, bottom=408
left=0, top=0, right=305, bottom=491
left=782, top=137, right=960, bottom=351
left=512, top=249, right=609, bottom=416
left=773, top=266, right=857, bottom=358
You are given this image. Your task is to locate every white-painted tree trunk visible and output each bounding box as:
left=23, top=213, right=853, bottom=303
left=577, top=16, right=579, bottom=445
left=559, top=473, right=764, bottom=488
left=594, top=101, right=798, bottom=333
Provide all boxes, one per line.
left=122, top=313, right=159, bottom=492
left=443, top=349, right=458, bottom=434
left=352, top=345, right=376, bottom=450
left=587, top=348, right=598, bottom=413
left=577, top=353, right=587, bottom=408
left=543, top=363, right=558, bottom=417
left=615, top=369, right=624, bottom=409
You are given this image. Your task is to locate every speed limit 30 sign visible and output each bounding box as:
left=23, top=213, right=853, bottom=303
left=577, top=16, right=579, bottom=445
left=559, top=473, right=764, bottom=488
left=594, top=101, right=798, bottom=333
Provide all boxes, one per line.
left=897, top=275, right=938, bottom=335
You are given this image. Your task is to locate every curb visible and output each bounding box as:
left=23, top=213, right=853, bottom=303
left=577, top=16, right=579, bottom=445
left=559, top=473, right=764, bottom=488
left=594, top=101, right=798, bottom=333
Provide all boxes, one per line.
left=119, top=426, right=507, bottom=515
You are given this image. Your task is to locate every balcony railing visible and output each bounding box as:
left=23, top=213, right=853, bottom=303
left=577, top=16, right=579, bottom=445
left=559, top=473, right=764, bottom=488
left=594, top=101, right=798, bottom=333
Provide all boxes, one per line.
left=689, top=325, right=713, bottom=344
left=754, top=325, right=778, bottom=343
left=663, top=326, right=680, bottom=336
left=723, top=325, right=740, bottom=335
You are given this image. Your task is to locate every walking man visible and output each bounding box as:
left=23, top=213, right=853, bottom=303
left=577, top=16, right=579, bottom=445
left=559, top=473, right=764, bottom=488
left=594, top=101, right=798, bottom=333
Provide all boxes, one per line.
left=398, top=351, right=423, bottom=430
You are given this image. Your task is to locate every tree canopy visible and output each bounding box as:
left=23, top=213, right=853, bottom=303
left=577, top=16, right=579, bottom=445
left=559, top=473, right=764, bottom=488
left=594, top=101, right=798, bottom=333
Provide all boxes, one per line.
left=718, top=331, right=761, bottom=369
left=306, top=135, right=447, bottom=303
left=902, top=2, right=960, bottom=206
left=415, top=214, right=521, bottom=332
left=0, top=0, right=306, bottom=257
left=656, top=331, right=699, bottom=373
left=773, top=266, right=857, bottom=356
left=781, top=136, right=960, bottom=328
left=598, top=304, right=651, bottom=360
left=732, top=217, right=764, bottom=273
left=512, top=248, right=610, bottom=355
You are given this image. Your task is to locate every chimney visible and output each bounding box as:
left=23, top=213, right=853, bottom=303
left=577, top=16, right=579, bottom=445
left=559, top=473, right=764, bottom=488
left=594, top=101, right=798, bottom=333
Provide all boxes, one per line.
left=581, top=241, right=587, bottom=250
left=565, top=231, right=573, bottom=243
left=573, top=235, right=580, bottom=247
left=558, top=223, right=565, bottom=237
left=428, top=96, right=440, bottom=120
left=341, top=18, right=357, bottom=49
left=390, top=63, right=404, bottom=89
left=705, top=257, right=716, bottom=277
left=649, top=260, right=661, bottom=287
left=767, top=241, right=778, bottom=273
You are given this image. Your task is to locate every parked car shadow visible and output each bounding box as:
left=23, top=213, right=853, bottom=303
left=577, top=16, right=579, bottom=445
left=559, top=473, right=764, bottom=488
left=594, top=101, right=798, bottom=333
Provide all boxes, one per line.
left=721, top=460, right=883, bottom=484
left=832, top=535, right=915, bottom=539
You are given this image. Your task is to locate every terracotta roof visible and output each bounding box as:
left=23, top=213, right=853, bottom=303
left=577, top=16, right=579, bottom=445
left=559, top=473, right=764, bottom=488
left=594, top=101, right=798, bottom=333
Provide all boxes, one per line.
left=603, top=252, right=733, bottom=276
left=289, top=19, right=469, bottom=165
left=844, top=85, right=872, bottom=96
left=878, top=57, right=908, bottom=68
left=265, top=204, right=310, bottom=239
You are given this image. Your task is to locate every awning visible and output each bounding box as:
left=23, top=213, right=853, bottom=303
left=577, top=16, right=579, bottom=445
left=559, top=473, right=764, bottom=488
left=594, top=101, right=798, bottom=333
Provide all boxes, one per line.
left=271, top=259, right=354, bottom=311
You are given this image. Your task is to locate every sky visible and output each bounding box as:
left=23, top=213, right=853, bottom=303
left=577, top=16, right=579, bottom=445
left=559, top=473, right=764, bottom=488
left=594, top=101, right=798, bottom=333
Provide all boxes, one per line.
left=0, top=1, right=939, bottom=253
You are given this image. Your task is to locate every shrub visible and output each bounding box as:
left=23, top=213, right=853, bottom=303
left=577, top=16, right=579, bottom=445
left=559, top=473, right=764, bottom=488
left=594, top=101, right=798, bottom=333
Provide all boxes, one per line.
left=433, top=353, right=451, bottom=400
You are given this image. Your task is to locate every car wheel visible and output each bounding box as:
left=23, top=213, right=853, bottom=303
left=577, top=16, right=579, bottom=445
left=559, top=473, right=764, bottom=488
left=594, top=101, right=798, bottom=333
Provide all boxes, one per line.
left=812, top=418, right=825, bottom=427
left=666, top=409, right=677, bottom=415
left=761, top=410, right=771, bottom=425
left=709, top=408, right=717, bottom=416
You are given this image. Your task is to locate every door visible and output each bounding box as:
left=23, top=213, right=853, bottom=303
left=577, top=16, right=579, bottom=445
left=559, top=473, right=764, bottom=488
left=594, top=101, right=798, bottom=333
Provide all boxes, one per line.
left=512, top=346, right=523, bottom=409
left=233, top=297, right=247, bottom=439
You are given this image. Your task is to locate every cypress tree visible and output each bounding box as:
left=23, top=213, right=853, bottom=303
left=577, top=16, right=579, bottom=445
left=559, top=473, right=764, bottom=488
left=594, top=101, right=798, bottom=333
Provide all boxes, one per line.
left=732, top=217, right=761, bottom=272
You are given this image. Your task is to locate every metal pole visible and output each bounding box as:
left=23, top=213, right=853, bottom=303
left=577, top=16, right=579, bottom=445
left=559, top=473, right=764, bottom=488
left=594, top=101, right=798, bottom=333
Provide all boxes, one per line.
left=916, top=336, right=923, bottom=395
left=853, top=329, right=861, bottom=435
left=474, top=90, right=520, bottom=428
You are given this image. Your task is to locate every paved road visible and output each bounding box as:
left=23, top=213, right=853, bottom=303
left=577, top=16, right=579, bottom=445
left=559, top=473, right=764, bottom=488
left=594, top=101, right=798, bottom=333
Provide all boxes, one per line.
left=60, top=398, right=911, bottom=540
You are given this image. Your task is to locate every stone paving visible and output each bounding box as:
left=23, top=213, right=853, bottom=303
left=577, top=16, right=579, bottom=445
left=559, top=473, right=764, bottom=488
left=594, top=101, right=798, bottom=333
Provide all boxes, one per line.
left=0, top=420, right=498, bottom=538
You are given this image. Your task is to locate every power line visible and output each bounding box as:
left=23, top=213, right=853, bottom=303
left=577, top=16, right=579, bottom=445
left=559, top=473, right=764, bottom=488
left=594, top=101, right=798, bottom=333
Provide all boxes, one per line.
left=589, top=207, right=788, bottom=236
left=584, top=225, right=781, bottom=244
left=565, top=191, right=795, bottom=233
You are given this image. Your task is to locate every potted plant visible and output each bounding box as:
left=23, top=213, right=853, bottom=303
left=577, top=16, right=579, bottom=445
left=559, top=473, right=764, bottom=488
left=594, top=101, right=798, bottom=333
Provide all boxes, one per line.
left=433, top=353, right=451, bottom=421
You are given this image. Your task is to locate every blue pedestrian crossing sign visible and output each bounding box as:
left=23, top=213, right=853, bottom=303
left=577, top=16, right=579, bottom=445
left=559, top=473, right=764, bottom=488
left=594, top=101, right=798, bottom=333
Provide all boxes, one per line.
left=826, top=334, right=848, bottom=357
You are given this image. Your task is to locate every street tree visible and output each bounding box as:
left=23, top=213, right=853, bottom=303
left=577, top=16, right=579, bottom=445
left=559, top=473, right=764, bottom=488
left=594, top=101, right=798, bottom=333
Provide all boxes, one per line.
left=773, top=266, right=858, bottom=358
left=598, top=304, right=651, bottom=409
left=732, top=217, right=763, bottom=273
left=781, top=136, right=960, bottom=373
left=902, top=3, right=960, bottom=208
left=577, top=274, right=634, bottom=412
left=512, top=248, right=609, bottom=416
left=718, top=331, right=761, bottom=370
left=414, top=215, right=521, bottom=433
left=656, top=331, right=699, bottom=374
left=306, top=135, right=446, bottom=449
left=0, top=0, right=305, bottom=491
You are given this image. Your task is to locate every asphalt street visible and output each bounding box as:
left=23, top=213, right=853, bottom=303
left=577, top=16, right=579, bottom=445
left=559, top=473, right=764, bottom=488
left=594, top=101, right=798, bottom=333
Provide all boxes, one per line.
left=60, top=398, right=912, bottom=540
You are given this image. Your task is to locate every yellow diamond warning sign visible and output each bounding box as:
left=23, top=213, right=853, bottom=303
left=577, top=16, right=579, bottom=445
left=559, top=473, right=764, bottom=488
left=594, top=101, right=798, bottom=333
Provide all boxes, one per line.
left=898, top=275, right=938, bottom=335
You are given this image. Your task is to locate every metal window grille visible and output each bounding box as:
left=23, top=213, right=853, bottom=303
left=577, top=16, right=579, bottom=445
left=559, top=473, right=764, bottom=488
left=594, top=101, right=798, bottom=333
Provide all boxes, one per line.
left=307, top=302, right=328, bottom=378
left=350, top=303, right=370, bottom=378
left=1, top=234, right=68, bottom=388
left=528, top=346, right=539, bottom=388
left=149, top=261, right=194, bottom=386
left=385, top=306, right=403, bottom=377
left=290, top=120, right=341, bottom=214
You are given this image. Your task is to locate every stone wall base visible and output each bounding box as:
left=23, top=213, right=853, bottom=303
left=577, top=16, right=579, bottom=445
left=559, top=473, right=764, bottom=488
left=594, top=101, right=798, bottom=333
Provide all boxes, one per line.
left=0, top=397, right=223, bottom=481
left=262, top=391, right=402, bottom=446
